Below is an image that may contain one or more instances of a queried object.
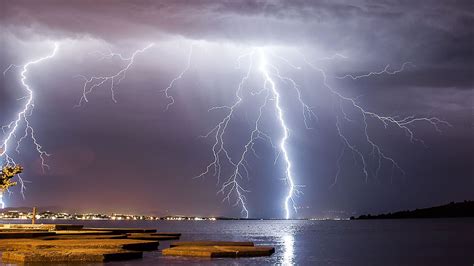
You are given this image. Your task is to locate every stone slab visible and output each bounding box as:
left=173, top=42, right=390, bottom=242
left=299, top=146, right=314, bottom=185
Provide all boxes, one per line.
left=162, top=245, right=275, bottom=258
left=126, top=233, right=180, bottom=241
left=40, top=234, right=127, bottom=240
left=0, top=239, right=159, bottom=251
left=53, top=224, right=85, bottom=230
left=0, top=224, right=83, bottom=231
left=2, top=248, right=143, bottom=262
left=153, top=232, right=182, bottom=237
left=53, top=230, right=114, bottom=235
left=82, top=228, right=157, bottom=234
left=170, top=241, right=254, bottom=247
left=0, top=228, right=49, bottom=232
left=0, top=231, right=56, bottom=239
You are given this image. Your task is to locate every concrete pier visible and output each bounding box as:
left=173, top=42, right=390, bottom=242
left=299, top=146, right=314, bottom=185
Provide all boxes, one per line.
left=3, top=248, right=143, bottom=262
left=126, top=233, right=180, bottom=241
left=0, top=224, right=276, bottom=261
left=0, top=239, right=159, bottom=251
left=170, top=241, right=254, bottom=247
left=163, top=245, right=275, bottom=258
left=0, top=224, right=83, bottom=230
left=0, top=225, right=162, bottom=263
left=41, top=234, right=127, bottom=240
left=153, top=232, right=182, bottom=237
left=53, top=230, right=114, bottom=235
left=82, top=228, right=157, bottom=233
left=0, top=231, right=56, bottom=239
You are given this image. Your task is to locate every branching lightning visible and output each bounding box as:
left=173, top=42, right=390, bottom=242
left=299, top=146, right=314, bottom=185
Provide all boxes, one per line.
left=335, top=62, right=414, bottom=80
left=0, top=43, right=59, bottom=208
left=79, top=42, right=450, bottom=219
left=75, top=43, right=155, bottom=107
left=191, top=48, right=449, bottom=219
left=194, top=48, right=314, bottom=219
left=194, top=50, right=256, bottom=218
left=162, top=45, right=194, bottom=110
left=300, top=56, right=451, bottom=185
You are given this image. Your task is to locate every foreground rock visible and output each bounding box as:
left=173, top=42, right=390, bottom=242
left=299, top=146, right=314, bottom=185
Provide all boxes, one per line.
left=162, top=245, right=275, bottom=258
left=82, top=228, right=157, bottom=234
left=0, top=224, right=83, bottom=230
left=170, top=241, right=254, bottom=247
left=0, top=231, right=56, bottom=239
left=40, top=234, right=127, bottom=240
left=0, top=239, right=159, bottom=251
left=0, top=225, right=165, bottom=263
left=3, top=248, right=143, bottom=263
left=53, top=230, right=114, bottom=235
left=154, top=232, right=182, bottom=237
left=127, top=233, right=180, bottom=241
left=0, top=225, right=276, bottom=261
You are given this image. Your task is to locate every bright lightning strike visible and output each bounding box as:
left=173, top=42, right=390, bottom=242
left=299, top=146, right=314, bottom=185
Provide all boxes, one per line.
left=81, top=42, right=450, bottom=219
left=81, top=43, right=306, bottom=218
left=196, top=48, right=449, bottom=219
left=196, top=48, right=309, bottom=219
left=1, top=43, right=59, bottom=208
left=258, top=48, right=297, bottom=219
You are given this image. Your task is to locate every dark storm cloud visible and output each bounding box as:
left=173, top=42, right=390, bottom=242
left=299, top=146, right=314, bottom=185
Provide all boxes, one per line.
left=3, top=0, right=473, bottom=89
left=1, top=0, right=473, bottom=217
left=3, top=1, right=472, bottom=45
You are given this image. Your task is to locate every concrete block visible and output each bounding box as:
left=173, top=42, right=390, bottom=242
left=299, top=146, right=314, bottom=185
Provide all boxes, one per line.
left=2, top=248, right=143, bottom=262
left=82, top=228, right=156, bottom=233
left=126, top=233, right=180, bottom=241
left=170, top=241, right=254, bottom=247
left=0, top=239, right=159, bottom=251
left=0, top=231, right=56, bottom=239
left=162, top=245, right=275, bottom=258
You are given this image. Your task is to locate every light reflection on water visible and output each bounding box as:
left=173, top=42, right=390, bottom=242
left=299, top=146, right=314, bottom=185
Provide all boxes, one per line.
left=282, top=233, right=295, bottom=265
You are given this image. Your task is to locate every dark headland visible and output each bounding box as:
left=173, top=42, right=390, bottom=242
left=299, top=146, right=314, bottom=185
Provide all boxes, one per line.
left=351, top=201, right=474, bottom=220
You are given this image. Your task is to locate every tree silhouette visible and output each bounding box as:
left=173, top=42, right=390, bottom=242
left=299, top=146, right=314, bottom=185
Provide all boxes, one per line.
left=1, top=165, right=23, bottom=192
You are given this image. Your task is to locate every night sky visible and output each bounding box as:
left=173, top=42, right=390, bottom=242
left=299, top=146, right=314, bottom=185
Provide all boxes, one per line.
left=1, top=1, right=473, bottom=218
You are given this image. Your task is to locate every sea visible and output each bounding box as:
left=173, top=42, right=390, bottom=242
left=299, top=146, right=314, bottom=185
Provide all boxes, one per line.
left=2, top=218, right=473, bottom=265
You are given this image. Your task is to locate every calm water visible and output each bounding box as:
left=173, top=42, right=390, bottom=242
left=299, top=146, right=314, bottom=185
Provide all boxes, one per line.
left=2, top=218, right=473, bottom=265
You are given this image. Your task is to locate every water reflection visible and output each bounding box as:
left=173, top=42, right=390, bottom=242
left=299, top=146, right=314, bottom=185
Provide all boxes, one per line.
left=282, top=233, right=295, bottom=265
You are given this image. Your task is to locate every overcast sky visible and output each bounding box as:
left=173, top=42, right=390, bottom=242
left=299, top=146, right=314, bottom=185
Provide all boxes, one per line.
left=1, top=0, right=472, bottom=218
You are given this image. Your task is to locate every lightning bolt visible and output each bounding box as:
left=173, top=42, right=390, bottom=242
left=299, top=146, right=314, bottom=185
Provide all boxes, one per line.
left=196, top=48, right=310, bottom=219
left=194, top=50, right=256, bottom=218
left=80, top=42, right=450, bottom=219
left=1, top=43, right=59, bottom=208
left=336, top=62, right=414, bottom=80
left=162, top=44, right=193, bottom=111
left=197, top=48, right=449, bottom=219
left=300, top=55, right=451, bottom=185
left=258, top=48, right=298, bottom=219
left=75, top=43, right=155, bottom=107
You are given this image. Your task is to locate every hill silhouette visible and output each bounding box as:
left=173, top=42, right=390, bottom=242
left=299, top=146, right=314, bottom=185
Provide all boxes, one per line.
left=352, top=201, right=474, bottom=220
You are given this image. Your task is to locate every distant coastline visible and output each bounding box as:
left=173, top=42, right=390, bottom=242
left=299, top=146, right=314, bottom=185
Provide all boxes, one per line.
left=2, top=201, right=473, bottom=221
left=351, top=201, right=474, bottom=220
